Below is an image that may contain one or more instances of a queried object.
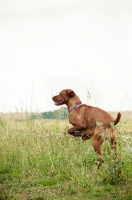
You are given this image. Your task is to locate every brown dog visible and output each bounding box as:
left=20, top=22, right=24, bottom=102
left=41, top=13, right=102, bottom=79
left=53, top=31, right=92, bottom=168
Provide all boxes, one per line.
left=52, top=89, right=121, bottom=168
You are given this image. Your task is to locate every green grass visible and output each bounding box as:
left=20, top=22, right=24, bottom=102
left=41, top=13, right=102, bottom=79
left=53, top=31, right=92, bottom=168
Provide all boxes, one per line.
left=0, top=115, right=132, bottom=200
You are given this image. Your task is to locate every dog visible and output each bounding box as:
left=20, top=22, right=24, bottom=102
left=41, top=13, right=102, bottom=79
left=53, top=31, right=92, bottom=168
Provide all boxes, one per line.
left=52, top=89, right=121, bottom=168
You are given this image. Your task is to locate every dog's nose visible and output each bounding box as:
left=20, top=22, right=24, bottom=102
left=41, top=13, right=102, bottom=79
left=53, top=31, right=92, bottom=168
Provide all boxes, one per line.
left=52, top=96, right=56, bottom=100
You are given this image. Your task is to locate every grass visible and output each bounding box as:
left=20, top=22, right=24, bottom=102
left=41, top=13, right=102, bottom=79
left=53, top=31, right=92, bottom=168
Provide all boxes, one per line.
left=0, top=114, right=132, bottom=200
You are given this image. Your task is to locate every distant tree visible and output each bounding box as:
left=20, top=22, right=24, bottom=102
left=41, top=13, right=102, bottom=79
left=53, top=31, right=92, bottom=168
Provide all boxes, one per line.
left=41, top=106, right=68, bottom=119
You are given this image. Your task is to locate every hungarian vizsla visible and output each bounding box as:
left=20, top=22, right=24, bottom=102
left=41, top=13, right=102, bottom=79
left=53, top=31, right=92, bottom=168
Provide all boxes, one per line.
left=52, top=89, right=121, bottom=168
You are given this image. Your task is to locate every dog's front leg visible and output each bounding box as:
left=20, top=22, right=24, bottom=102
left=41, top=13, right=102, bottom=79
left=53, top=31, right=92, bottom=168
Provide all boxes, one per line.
left=68, top=125, right=86, bottom=137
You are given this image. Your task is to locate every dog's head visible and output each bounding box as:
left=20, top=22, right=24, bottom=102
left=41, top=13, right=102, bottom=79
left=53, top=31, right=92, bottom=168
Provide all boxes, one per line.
left=52, top=89, right=75, bottom=106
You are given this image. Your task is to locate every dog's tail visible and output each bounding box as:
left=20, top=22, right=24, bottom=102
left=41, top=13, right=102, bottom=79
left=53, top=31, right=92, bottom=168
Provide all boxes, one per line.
left=112, top=112, right=121, bottom=125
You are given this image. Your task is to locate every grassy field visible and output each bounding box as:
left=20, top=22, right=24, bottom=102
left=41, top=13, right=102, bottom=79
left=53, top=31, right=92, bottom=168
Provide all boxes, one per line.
left=0, top=113, right=132, bottom=200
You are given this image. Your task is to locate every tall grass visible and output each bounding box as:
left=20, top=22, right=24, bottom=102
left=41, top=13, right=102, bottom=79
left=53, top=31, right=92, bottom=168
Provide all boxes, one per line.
left=0, top=114, right=132, bottom=199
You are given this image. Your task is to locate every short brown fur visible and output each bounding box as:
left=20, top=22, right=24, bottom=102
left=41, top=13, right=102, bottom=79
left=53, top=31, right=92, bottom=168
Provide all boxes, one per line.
left=52, top=89, right=121, bottom=168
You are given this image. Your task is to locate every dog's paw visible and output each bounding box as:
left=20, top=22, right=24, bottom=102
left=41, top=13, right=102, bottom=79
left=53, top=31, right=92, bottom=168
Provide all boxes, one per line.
left=81, top=134, right=93, bottom=140
left=74, top=131, right=82, bottom=137
left=82, top=135, right=89, bottom=140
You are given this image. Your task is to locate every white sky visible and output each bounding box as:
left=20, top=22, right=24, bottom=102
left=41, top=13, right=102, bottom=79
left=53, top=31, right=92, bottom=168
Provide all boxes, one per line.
left=0, top=0, right=132, bottom=113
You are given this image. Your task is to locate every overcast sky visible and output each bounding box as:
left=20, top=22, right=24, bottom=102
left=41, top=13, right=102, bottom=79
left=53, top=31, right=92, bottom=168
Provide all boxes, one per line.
left=0, top=0, right=132, bottom=113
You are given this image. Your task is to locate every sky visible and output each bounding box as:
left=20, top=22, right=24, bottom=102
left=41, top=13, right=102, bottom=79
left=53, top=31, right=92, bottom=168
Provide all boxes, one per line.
left=0, top=0, right=132, bottom=113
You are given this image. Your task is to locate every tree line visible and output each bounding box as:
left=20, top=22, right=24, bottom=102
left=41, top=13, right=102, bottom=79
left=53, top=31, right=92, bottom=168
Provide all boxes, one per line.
left=31, top=107, right=68, bottom=120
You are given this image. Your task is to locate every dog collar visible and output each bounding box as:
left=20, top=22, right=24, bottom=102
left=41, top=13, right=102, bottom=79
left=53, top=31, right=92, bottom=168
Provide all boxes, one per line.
left=69, top=104, right=83, bottom=113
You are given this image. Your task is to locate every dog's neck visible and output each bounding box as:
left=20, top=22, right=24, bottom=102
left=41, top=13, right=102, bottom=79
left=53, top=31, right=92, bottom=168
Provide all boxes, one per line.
left=66, top=95, right=82, bottom=113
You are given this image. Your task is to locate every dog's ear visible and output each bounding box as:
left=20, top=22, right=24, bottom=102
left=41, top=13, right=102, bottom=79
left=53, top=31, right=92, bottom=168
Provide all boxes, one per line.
left=66, top=90, right=75, bottom=97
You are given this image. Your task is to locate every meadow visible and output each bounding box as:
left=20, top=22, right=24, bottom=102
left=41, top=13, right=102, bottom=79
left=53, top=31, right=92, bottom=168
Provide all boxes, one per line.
left=0, top=112, right=132, bottom=200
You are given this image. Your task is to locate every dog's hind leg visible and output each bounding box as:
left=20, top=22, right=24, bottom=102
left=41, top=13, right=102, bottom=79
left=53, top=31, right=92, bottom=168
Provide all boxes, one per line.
left=92, top=134, right=104, bottom=169
left=110, top=129, right=118, bottom=161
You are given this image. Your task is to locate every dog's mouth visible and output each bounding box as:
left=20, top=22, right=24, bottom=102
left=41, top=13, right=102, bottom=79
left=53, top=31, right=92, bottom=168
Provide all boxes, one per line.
left=54, top=101, right=64, bottom=106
